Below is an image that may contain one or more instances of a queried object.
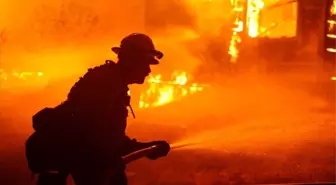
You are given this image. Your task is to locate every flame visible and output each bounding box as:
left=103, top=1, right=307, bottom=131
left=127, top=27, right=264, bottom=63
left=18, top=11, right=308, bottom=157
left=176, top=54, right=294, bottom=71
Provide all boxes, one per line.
left=246, top=0, right=264, bottom=38
left=228, top=0, right=264, bottom=63
left=228, top=0, right=245, bottom=63
left=0, top=69, right=44, bottom=81
left=331, top=0, right=336, bottom=15
left=1, top=69, right=206, bottom=108
left=328, top=0, right=336, bottom=33
left=0, top=69, right=45, bottom=90
left=138, top=71, right=206, bottom=109
left=326, top=0, right=336, bottom=52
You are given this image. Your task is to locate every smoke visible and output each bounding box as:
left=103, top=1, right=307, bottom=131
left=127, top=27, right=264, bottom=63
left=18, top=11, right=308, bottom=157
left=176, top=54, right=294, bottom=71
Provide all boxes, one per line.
left=145, top=0, right=196, bottom=34
left=1, top=0, right=334, bottom=152
left=0, top=0, right=197, bottom=46
left=0, top=0, right=201, bottom=76
left=0, top=1, right=335, bottom=184
left=132, top=66, right=335, bottom=155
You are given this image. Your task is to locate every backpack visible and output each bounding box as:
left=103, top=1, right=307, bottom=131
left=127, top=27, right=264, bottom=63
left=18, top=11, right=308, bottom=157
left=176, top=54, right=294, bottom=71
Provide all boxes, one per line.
left=32, top=107, right=58, bottom=132
left=25, top=107, right=70, bottom=173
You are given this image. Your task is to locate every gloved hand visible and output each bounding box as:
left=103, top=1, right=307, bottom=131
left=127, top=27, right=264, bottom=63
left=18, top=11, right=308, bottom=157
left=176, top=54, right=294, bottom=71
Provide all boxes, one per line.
left=146, top=141, right=170, bottom=160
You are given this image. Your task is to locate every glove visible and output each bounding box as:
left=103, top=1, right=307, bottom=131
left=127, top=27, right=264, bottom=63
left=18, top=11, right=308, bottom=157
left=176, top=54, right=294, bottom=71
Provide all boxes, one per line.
left=146, top=140, right=170, bottom=160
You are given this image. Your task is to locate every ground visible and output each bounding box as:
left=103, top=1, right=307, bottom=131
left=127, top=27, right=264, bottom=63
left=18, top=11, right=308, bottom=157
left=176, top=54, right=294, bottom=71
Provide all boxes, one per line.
left=0, top=64, right=335, bottom=185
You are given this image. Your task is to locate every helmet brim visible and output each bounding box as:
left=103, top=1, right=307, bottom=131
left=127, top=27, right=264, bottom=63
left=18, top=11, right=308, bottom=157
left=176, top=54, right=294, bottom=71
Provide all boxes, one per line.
left=111, top=47, right=163, bottom=65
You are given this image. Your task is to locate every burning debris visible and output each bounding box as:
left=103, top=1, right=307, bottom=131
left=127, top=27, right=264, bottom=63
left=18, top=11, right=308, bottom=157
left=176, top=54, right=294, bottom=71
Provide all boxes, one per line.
left=0, top=69, right=208, bottom=108
left=134, top=71, right=208, bottom=109
left=0, top=69, right=44, bottom=80
left=0, top=70, right=46, bottom=91
left=0, top=69, right=44, bottom=84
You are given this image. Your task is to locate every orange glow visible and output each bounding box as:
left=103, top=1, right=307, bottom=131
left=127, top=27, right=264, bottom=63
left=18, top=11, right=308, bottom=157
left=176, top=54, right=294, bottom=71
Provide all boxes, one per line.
left=0, top=0, right=334, bottom=160
left=326, top=48, right=336, bottom=53
left=258, top=0, right=297, bottom=38
left=228, top=0, right=264, bottom=63
left=138, top=71, right=206, bottom=109
left=246, top=0, right=264, bottom=38
left=0, top=1, right=335, bottom=184
left=328, top=0, right=336, bottom=30
left=0, top=69, right=45, bottom=89
left=0, top=69, right=44, bottom=81
left=187, top=0, right=229, bottom=35
left=326, top=0, right=336, bottom=52
left=1, top=69, right=207, bottom=108
left=331, top=0, right=336, bottom=15
left=228, top=0, right=245, bottom=63
left=0, top=0, right=336, bottom=185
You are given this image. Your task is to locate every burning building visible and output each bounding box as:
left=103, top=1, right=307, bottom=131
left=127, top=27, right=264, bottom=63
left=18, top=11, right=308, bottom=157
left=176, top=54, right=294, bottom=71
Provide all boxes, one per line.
left=320, top=0, right=336, bottom=80
left=320, top=0, right=336, bottom=62
left=227, top=0, right=335, bottom=65
left=227, top=0, right=298, bottom=63
left=1, top=0, right=334, bottom=107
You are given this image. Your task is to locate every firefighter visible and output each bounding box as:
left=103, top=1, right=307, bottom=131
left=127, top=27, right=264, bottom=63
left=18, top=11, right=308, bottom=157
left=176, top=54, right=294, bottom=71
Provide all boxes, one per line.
left=26, top=33, right=170, bottom=185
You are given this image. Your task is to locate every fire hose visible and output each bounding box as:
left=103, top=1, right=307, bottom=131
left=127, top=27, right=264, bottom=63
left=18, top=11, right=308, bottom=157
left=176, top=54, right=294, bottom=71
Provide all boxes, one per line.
left=123, top=142, right=196, bottom=164
left=35, top=143, right=336, bottom=185
left=33, top=142, right=195, bottom=179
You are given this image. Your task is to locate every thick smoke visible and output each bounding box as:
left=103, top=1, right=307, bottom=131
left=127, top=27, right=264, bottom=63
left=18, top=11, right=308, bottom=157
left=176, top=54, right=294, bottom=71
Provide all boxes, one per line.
left=145, top=0, right=196, bottom=33
left=0, top=0, right=201, bottom=73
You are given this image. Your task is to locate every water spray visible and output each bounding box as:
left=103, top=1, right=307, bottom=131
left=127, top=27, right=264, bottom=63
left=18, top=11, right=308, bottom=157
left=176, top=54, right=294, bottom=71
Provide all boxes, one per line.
left=170, top=141, right=200, bottom=150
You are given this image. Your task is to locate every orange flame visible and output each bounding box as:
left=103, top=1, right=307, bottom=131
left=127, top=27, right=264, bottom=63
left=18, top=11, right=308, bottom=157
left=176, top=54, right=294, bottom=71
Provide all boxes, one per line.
left=246, top=0, right=264, bottom=38
left=228, top=0, right=264, bottom=63
left=0, top=69, right=44, bottom=81
left=327, top=0, right=336, bottom=52
left=138, top=71, right=207, bottom=109
left=228, top=0, right=245, bottom=63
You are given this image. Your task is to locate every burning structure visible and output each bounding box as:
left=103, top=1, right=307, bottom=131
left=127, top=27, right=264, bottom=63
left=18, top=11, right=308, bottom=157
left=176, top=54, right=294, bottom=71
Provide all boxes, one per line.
left=181, top=0, right=320, bottom=75
left=316, top=0, right=336, bottom=81
left=228, top=0, right=297, bottom=63
left=227, top=0, right=335, bottom=65
left=139, top=0, right=335, bottom=107
left=136, top=72, right=206, bottom=109
left=321, top=0, right=336, bottom=61
left=0, top=0, right=334, bottom=107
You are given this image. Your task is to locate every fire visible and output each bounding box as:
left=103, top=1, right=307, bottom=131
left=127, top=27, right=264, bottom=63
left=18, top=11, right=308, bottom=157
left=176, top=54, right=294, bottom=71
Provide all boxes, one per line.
left=326, top=0, right=336, bottom=52
left=0, top=69, right=45, bottom=90
left=228, top=0, right=245, bottom=63
left=246, top=0, right=264, bottom=38
left=1, top=69, right=206, bottom=108
left=228, top=0, right=264, bottom=63
left=0, top=69, right=43, bottom=80
left=137, top=71, right=206, bottom=109
left=331, top=0, right=336, bottom=15
left=0, top=69, right=44, bottom=81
